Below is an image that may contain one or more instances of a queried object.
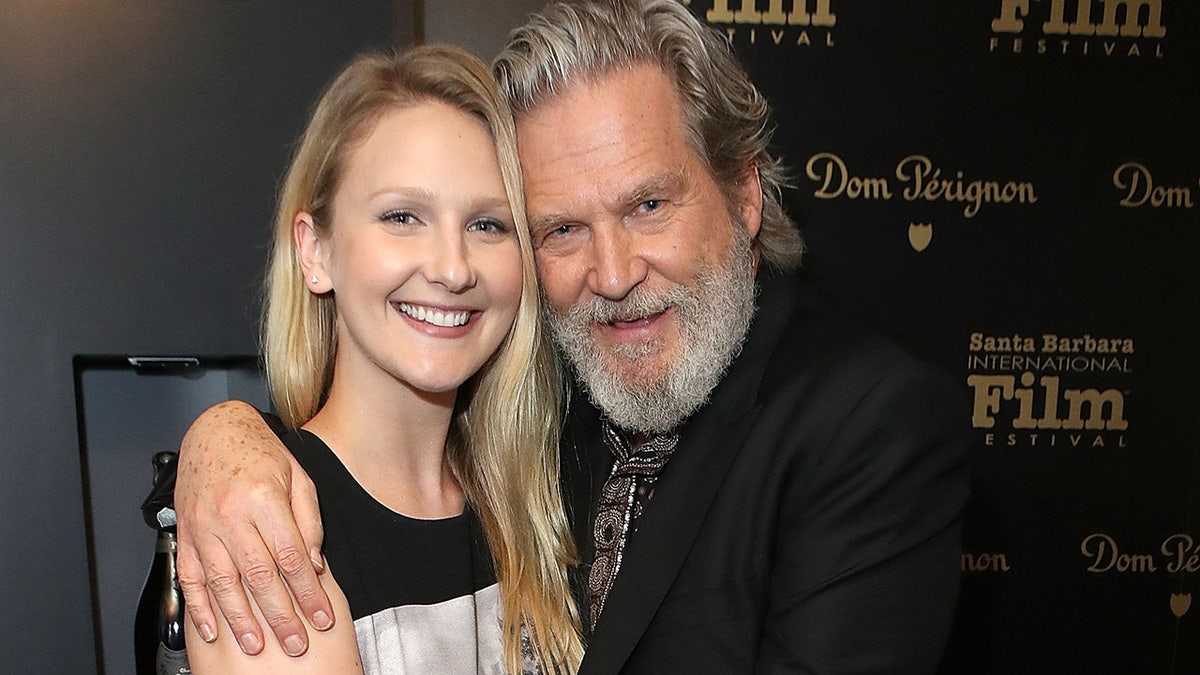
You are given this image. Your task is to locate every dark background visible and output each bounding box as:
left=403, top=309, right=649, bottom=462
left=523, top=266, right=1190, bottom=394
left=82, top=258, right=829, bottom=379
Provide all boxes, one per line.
left=694, top=0, right=1199, bottom=672
left=2, top=0, right=1194, bottom=672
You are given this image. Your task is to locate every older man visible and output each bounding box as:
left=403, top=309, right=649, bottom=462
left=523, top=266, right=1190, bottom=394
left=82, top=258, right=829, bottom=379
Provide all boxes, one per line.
left=177, top=1, right=969, bottom=672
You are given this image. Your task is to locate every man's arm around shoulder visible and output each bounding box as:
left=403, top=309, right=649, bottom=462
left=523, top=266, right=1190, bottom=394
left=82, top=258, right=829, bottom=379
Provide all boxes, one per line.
left=175, top=400, right=332, bottom=657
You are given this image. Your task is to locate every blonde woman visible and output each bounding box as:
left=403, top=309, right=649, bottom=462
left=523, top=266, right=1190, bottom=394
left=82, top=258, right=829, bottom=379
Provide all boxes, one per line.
left=185, top=45, right=582, bottom=674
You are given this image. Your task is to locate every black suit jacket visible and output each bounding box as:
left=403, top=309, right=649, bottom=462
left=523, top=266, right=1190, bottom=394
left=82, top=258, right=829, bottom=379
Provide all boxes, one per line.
left=564, top=272, right=971, bottom=674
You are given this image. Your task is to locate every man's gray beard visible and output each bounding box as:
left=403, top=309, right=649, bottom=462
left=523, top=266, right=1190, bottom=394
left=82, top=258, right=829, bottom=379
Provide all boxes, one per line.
left=545, top=230, right=758, bottom=434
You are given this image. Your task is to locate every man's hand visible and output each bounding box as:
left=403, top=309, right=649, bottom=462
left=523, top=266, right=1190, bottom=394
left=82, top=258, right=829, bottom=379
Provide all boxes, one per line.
left=174, top=400, right=333, bottom=657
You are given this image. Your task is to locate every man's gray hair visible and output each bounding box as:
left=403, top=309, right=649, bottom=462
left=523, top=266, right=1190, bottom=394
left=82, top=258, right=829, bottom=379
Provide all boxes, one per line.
left=494, top=0, right=803, bottom=272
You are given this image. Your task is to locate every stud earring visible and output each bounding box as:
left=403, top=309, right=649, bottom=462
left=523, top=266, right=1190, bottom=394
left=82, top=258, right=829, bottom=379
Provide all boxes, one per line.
left=311, top=275, right=319, bottom=284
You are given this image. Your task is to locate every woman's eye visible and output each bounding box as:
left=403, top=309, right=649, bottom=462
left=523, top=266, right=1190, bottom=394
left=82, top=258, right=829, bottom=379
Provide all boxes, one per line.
left=381, top=210, right=416, bottom=225
left=467, top=218, right=509, bottom=234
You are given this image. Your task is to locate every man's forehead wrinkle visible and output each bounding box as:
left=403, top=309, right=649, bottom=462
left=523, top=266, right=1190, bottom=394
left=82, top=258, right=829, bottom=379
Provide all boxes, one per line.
left=618, top=166, right=687, bottom=206
left=526, top=151, right=688, bottom=224
left=518, top=130, right=608, bottom=199
left=522, top=117, right=637, bottom=172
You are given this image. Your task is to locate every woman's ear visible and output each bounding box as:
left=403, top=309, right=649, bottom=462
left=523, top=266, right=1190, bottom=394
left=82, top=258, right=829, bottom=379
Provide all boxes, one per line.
left=294, top=212, right=333, bottom=294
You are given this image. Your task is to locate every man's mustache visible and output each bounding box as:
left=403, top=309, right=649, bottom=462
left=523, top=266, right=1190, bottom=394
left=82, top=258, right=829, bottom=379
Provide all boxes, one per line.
left=558, top=286, right=689, bottom=325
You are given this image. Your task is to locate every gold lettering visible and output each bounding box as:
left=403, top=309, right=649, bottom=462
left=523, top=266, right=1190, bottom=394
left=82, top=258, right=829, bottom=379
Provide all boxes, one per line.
left=762, top=0, right=787, bottom=25
left=895, top=155, right=1035, bottom=216
left=1043, top=0, right=1099, bottom=35
left=791, top=0, right=836, bottom=27
left=708, top=0, right=837, bottom=27
left=1097, top=0, right=1165, bottom=38
left=992, top=0, right=1030, bottom=33
left=1082, top=533, right=1158, bottom=573
left=708, top=0, right=742, bottom=23
left=1082, top=533, right=1119, bottom=572
left=1012, top=371, right=1038, bottom=429
left=962, top=552, right=1013, bottom=572
left=807, top=152, right=848, bottom=198
left=967, top=374, right=1012, bottom=428
left=1039, top=375, right=1062, bottom=430
left=805, top=153, right=892, bottom=200
left=992, top=0, right=1164, bottom=42
left=1115, top=162, right=1195, bottom=208
left=1162, top=535, right=1200, bottom=574
left=968, top=372, right=1127, bottom=431
left=1063, top=387, right=1129, bottom=431
left=1075, top=0, right=1100, bottom=36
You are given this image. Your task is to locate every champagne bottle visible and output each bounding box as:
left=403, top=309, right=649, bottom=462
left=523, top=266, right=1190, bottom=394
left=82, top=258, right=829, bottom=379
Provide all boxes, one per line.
left=134, top=451, right=190, bottom=675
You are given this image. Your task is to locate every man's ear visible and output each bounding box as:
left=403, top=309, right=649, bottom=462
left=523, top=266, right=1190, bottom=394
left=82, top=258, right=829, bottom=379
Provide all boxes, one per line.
left=294, top=212, right=333, bottom=294
left=737, top=161, right=764, bottom=240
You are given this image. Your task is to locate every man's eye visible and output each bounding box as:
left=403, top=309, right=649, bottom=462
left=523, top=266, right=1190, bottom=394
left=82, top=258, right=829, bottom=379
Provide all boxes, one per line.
left=535, top=223, right=578, bottom=248
left=639, top=199, right=663, bottom=212
left=541, top=224, right=575, bottom=239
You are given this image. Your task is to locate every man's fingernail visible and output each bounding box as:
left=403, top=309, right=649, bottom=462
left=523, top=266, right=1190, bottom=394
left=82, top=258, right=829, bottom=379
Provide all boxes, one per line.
left=312, top=610, right=333, bottom=630
left=310, top=548, right=325, bottom=572
left=284, top=634, right=306, bottom=656
left=240, top=632, right=263, bottom=654
left=198, top=622, right=217, bottom=643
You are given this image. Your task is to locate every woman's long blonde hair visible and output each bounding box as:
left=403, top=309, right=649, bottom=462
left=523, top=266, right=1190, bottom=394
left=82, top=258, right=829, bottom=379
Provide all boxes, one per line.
left=262, top=45, right=582, bottom=673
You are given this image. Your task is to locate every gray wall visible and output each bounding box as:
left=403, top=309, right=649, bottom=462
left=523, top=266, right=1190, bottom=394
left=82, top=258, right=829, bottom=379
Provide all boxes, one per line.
left=0, top=1, right=548, bottom=670
left=0, top=2, right=393, bottom=671
left=425, top=0, right=547, bottom=60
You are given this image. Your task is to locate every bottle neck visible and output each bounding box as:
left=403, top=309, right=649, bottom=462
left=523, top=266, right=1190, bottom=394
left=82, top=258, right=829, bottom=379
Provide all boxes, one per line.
left=156, top=530, right=177, bottom=554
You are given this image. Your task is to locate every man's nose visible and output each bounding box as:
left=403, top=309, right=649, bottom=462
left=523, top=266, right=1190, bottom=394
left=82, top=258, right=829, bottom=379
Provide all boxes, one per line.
left=586, top=224, right=648, bottom=301
left=423, top=227, right=476, bottom=292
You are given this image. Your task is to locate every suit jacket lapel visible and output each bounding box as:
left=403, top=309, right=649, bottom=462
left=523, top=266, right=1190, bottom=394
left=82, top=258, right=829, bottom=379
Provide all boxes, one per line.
left=578, top=273, right=799, bottom=674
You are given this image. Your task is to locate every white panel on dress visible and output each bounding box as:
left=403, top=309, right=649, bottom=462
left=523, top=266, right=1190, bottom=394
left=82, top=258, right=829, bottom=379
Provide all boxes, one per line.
left=353, top=582, right=505, bottom=674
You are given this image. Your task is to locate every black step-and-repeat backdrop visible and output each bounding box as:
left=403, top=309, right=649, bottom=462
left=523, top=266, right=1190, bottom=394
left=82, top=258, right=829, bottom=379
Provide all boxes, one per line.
left=682, top=1, right=1199, bottom=672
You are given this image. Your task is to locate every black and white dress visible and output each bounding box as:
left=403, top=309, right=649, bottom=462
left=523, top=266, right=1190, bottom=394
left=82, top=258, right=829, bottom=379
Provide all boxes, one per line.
left=286, top=429, right=507, bottom=674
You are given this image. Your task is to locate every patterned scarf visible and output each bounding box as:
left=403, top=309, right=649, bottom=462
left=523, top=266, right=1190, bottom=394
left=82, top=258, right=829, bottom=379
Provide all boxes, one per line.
left=586, top=421, right=680, bottom=627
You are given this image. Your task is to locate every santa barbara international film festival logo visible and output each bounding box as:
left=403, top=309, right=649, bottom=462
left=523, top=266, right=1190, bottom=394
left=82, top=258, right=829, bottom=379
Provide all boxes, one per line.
left=966, top=332, right=1131, bottom=448
left=989, top=0, right=1168, bottom=58
left=680, top=0, right=837, bottom=49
